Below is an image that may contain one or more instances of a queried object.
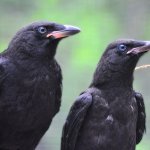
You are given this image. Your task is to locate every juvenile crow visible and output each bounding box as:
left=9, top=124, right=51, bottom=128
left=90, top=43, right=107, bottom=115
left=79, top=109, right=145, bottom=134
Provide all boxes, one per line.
left=0, top=21, right=80, bottom=150
left=61, top=39, right=148, bottom=150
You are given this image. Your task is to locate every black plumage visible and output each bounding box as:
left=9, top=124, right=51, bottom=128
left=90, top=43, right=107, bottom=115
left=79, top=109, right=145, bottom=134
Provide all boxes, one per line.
left=0, top=21, right=80, bottom=150
left=61, top=39, right=148, bottom=150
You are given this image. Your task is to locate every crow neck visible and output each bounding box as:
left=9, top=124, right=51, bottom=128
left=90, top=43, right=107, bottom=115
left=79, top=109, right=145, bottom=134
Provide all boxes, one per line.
left=90, top=67, right=134, bottom=90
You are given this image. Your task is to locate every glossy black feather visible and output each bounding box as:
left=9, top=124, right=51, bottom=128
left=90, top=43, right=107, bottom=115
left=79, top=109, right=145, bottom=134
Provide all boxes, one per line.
left=0, top=22, right=65, bottom=150
left=0, top=49, right=62, bottom=150
left=61, top=92, right=92, bottom=150
left=61, top=39, right=147, bottom=150
left=134, top=92, right=146, bottom=144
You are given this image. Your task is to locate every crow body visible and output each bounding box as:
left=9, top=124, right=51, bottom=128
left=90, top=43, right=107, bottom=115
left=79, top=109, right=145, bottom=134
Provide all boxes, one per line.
left=0, top=21, right=80, bottom=150
left=61, top=39, right=147, bottom=150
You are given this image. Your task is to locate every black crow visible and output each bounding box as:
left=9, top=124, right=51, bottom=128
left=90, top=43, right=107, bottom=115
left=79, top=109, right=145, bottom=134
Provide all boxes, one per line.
left=61, top=39, right=148, bottom=150
left=0, top=21, right=80, bottom=150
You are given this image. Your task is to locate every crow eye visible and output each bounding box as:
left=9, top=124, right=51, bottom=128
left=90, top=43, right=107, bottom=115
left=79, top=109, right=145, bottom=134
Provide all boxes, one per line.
left=38, top=26, right=47, bottom=34
left=117, top=44, right=127, bottom=52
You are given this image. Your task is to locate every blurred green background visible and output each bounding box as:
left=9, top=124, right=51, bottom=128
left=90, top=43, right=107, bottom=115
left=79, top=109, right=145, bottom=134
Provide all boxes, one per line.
left=0, top=0, right=150, bottom=149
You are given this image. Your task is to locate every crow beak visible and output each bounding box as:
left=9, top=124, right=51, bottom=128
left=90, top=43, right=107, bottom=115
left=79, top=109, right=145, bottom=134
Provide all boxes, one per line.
left=127, top=41, right=150, bottom=54
left=46, top=25, right=80, bottom=39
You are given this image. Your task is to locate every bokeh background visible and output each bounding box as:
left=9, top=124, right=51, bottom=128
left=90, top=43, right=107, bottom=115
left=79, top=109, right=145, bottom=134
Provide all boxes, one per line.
left=0, top=0, right=150, bottom=149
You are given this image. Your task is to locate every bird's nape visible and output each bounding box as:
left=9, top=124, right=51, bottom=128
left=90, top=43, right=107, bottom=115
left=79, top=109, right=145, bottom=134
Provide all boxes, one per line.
left=7, top=21, right=80, bottom=59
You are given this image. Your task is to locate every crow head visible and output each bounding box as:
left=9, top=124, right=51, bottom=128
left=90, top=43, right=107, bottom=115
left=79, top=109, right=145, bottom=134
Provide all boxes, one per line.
left=91, top=39, right=150, bottom=87
left=7, top=21, right=80, bottom=59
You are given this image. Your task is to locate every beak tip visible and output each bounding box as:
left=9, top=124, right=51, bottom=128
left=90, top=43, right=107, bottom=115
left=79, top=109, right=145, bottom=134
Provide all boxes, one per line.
left=127, top=41, right=150, bottom=55
left=46, top=24, right=81, bottom=39
left=145, top=41, right=150, bottom=46
left=64, top=25, right=81, bottom=34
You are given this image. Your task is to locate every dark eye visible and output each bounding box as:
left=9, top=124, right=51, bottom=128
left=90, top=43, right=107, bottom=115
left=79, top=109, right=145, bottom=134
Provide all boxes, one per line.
left=117, top=44, right=127, bottom=52
left=38, top=26, right=47, bottom=34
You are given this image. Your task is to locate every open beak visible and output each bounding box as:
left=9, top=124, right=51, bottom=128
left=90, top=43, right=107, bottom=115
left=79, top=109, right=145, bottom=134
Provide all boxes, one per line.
left=127, top=41, right=150, bottom=54
left=46, top=25, right=80, bottom=39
